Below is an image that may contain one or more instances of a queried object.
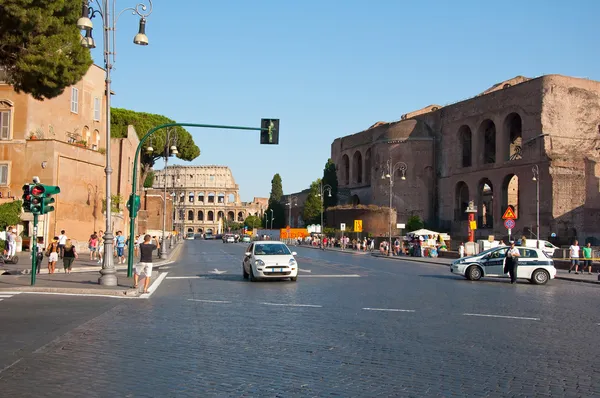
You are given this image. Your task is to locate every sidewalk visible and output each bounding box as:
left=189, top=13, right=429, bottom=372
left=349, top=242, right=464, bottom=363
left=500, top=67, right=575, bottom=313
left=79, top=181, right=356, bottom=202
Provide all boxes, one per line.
left=370, top=253, right=600, bottom=285
left=0, top=241, right=183, bottom=297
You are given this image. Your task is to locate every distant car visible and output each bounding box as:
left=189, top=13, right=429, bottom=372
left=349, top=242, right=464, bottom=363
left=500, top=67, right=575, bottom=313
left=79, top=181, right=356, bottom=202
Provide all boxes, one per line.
left=241, top=235, right=251, bottom=243
left=185, top=233, right=194, bottom=240
left=194, top=234, right=203, bottom=240
left=223, top=235, right=235, bottom=243
left=204, top=234, right=215, bottom=240
left=242, top=241, right=298, bottom=282
left=450, top=246, right=556, bottom=284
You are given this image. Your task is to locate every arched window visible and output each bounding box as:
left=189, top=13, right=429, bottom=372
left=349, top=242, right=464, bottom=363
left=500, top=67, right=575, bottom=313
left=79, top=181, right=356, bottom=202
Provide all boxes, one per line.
left=188, top=192, right=194, bottom=203
left=478, top=178, right=494, bottom=228
left=218, top=193, right=225, bottom=204
left=364, top=148, right=372, bottom=183
left=228, top=193, right=235, bottom=203
left=208, top=193, right=215, bottom=203
left=217, top=211, right=224, bottom=221
left=504, top=113, right=523, bottom=161
left=342, top=154, right=350, bottom=185
left=188, top=210, right=194, bottom=221
left=352, top=151, right=362, bottom=184
left=479, top=120, right=496, bottom=164
left=207, top=211, right=214, bottom=221
left=502, top=174, right=519, bottom=218
left=238, top=211, right=244, bottom=222
left=197, top=192, right=204, bottom=202
left=198, top=210, right=204, bottom=221
left=454, top=181, right=469, bottom=221
left=458, top=125, right=472, bottom=167
left=227, top=211, right=235, bottom=221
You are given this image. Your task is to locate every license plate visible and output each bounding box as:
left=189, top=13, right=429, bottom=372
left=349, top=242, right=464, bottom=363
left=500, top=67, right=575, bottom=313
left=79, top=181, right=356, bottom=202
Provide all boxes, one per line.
left=279, top=268, right=283, bottom=272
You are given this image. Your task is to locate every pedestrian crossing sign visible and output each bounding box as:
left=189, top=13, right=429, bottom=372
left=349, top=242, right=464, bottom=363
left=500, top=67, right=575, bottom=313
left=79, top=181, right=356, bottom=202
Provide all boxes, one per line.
left=354, top=220, right=363, bottom=232
left=502, top=206, right=516, bottom=220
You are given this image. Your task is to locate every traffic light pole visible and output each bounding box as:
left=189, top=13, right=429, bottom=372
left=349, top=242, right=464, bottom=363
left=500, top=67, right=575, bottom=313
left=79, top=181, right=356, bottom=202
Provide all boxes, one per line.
left=126, top=122, right=273, bottom=278
left=31, top=213, right=38, bottom=285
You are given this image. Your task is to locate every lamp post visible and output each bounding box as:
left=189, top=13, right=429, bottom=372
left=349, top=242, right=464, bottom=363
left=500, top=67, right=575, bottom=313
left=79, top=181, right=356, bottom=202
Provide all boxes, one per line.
left=532, top=165, right=540, bottom=248
left=316, top=182, right=332, bottom=236
left=381, top=158, right=407, bottom=256
left=270, top=209, right=274, bottom=230
left=286, top=195, right=298, bottom=228
left=77, top=0, right=153, bottom=286
left=147, top=128, right=178, bottom=259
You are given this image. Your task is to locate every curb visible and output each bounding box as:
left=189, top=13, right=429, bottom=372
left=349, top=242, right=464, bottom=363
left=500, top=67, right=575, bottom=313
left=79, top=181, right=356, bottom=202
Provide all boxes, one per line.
left=554, top=275, right=600, bottom=285
left=295, top=245, right=370, bottom=256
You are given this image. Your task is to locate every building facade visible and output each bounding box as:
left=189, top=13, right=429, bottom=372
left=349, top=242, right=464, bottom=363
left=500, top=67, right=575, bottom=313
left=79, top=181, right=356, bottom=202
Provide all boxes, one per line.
left=0, top=65, right=141, bottom=251
left=152, top=165, right=268, bottom=235
left=331, top=75, right=600, bottom=244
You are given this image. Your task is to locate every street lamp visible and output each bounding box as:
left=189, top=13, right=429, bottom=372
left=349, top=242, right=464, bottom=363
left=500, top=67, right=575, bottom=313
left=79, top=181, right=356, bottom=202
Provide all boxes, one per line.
left=147, top=128, right=178, bottom=259
left=270, top=209, right=274, bottom=230
left=532, top=165, right=540, bottom=248
left=286, top=195, right=298, bottom=228
left=381, top=158, right=407, bottom=256
left=316, top=182, right=332, bottom=236
left=77, top=0, right=153, bottom=286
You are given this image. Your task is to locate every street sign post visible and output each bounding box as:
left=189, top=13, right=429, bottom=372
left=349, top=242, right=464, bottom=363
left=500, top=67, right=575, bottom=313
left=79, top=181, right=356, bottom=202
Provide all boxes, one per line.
left=504, top=219, right=516, bottom=242
left=502, top=206, right=516, bottom=220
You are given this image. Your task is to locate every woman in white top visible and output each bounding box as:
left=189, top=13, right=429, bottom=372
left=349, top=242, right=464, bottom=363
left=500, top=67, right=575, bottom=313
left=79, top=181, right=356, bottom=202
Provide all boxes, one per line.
left=506, top=241, right=521, bottom=284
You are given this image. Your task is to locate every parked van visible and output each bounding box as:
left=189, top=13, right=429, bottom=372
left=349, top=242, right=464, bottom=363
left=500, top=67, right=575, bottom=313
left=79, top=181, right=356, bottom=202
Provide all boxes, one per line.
left=521, top=239, right=558, bottom=257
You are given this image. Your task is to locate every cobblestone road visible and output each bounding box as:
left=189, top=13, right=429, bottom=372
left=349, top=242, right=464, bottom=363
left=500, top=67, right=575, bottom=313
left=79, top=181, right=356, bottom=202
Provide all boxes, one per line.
left=0, top=240, right=598, bottom=397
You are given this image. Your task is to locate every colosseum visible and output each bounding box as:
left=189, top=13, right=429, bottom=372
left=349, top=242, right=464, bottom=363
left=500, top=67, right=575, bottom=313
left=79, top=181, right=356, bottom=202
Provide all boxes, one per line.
left=152, top=165, right=268, bottom=235
left=331, top=75, right=600, bottom=244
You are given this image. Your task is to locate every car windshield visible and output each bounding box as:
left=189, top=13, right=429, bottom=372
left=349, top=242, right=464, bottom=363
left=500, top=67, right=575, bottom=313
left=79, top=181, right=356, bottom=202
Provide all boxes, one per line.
left=254, top=243, right=291, bottom=256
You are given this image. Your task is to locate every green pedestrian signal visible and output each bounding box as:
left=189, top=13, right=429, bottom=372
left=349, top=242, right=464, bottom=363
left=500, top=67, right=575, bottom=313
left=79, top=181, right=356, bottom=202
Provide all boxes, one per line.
left=31, top=184, right=60, bottom=214
left=260, top=118, right=279, bottom=145
left=126, top=194, right=141, bottom=217
left=22, top=184, right=32, bottom=213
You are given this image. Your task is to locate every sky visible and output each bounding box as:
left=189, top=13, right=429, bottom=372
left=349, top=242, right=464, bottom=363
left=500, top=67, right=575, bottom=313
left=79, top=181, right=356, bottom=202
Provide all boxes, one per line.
left=91, top=0, right=600, bottom=201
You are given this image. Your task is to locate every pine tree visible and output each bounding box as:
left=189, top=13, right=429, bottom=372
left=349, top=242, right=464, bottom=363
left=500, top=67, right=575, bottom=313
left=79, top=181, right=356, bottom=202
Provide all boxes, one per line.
left=266, top=173, right=285, bottom=229
left=322, top=159, right=338, bottom=209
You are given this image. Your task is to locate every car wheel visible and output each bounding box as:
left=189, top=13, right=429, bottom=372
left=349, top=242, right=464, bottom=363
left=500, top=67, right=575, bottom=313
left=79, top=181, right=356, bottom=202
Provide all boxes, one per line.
left=242, top=263, right=249, bottom=279
left=466, top=265, right=482, bottom=281
left=249, top=266, right=257, bottom=282
left=290, top=276, right=297, bottom=282
left=531, top=269, right=549, bottom=285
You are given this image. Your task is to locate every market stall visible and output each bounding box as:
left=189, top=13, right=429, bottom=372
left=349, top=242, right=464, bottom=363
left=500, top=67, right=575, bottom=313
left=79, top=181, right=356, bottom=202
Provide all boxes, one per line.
left=405, top=229, right=451, bottom=257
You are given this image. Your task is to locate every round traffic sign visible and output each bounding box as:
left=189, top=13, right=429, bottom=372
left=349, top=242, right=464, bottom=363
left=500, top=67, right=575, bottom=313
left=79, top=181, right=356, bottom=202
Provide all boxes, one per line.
left=504, top=219, right=515, bottom=229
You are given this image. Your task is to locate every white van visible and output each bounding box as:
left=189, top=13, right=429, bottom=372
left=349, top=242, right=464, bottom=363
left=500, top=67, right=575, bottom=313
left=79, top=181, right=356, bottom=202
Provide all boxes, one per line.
left=521, top=239, right=557, bottom=257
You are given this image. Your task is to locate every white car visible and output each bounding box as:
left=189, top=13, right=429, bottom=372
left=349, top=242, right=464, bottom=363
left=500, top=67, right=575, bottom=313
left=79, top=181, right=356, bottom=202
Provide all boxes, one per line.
left=226, top=235, right=235, bottom=243
left=243, top=241, right=298, bottom=282
left=450, top=246, right=556, bottom=284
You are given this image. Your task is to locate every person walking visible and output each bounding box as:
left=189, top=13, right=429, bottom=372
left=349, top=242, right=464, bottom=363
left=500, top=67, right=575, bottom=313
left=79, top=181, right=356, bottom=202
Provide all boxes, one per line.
left=133, top=234, right=160, bottom=294
left=568, top=240, right=580, bottom=274
left=97, top=230, right=104, bottom=264
left=7, top=227, right=16, bottom=259
left=57, top=230, right=67, bottom=259
left=115, top=231, right=126, bottom=264
left=88, top=232, right=98, bottom=261
left=35, top=237, right=44, bottom=274
left=62, top=239, right=78, bottom=274
left=459, top=242, right=465, bottom=258
left=582, top=242, right=593, bottom=275
left=506, top=241, right=521, bottom=284
left=46, top=237, right=59, bottom=274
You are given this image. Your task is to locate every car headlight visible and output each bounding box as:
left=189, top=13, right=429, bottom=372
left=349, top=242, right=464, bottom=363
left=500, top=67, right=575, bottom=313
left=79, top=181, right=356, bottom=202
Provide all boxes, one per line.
left=255, top=259, right=265, bottom=266
left=289, top=259, right=296, bottom=265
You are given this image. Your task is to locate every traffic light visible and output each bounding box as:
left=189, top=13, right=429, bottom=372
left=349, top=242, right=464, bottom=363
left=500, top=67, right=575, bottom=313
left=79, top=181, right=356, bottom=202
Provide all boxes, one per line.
left=260, top=118, right=279, bottom=145
left=22, top=184, right=32, bottom=212
left=126, top=194, right=141, bottom=217
left=31, top=184, right=60, bottom=214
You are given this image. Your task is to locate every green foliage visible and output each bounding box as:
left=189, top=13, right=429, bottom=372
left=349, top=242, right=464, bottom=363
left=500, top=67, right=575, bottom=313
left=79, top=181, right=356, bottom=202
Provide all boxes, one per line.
left=110, top=108, right=201, bottom=187
left=269, top=173, right=283, bottom=202
left=407, top=215, right=424, bottom=232
left=0, top=200, right=22, bottom=229
left=322, top=158, right=338, bottom=209
left=302, top=179, right=322, bottom=226
left=0, top=0, right=93, bottom=100
left=244, top=215, right=262, bottom=230
left=101, top=195, right=123, bottom=213
left=143, top=171, right=155, bottom=188
left=224, top=221, right=243, bottom=232
left=266, top=201, right=286, bottom=229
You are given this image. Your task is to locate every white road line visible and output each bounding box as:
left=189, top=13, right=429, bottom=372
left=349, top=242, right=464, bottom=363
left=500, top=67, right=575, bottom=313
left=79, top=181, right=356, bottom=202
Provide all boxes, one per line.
left=0, top=295, right=14, bottom=298
left=0, top=291, right=22, bottom=295
left=260, top=302, right=322, bottom=308
left=463, top=313, right=540, bottom=321
left=166, top=276, right=205, bottom=279
left=18, top=292, right=132, bottom=299
left=0, top=358, right=22, bottom=375
left=299, top=269, right=312, bottom=273
left=0, top=299, right=3, bottom=301
left=363, top=308, right=416, bottom=312
left=188, top=299, right=232, bottom=304
left=300, top=274, right=361, bottom=278
left=139, top=272, right=168, bottom=299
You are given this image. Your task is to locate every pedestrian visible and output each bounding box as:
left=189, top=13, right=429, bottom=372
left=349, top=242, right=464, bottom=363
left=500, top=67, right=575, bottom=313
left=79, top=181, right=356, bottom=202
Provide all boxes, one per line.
left=506, top=241, right=520, bottom=284
left=35, top=237, right=44, bottom=274
left=582, top=242, right=593, bottom=275
left=459, top=242, right=465, bottom=258
left=57, top=230, right=67, bottom=259
left=88, top=232, right=98, bottom=261
left=62, top=239, right=78, bottom=274
left=46, top=237, right=59, bottom=274
left=133, top=234, right=160, bottom=294
left=97, top=230, right=104, bottom=264
left=115, top=231, right=126, bottom=264
left=6, top=227, right=16, bottom=259
left=568, top=240, right=580, bottom=274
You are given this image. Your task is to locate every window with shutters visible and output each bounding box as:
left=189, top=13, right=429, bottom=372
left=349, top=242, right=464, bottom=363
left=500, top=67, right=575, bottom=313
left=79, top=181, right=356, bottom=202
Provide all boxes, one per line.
left=0, top=110, right=10, bottom=140
left=71, top=88, right=79, bottom=114
left=93, top=97, right=101, bottom=121
left=0, top=164, right=9, bottom=186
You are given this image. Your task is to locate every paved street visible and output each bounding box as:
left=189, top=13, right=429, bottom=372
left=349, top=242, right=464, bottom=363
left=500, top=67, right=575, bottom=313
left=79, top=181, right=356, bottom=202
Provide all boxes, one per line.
left=0, top=240, right=599, bottom=397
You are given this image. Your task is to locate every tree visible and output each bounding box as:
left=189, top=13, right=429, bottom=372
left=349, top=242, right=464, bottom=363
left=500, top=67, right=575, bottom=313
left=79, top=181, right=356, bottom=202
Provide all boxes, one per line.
left=0, top=1, right=93, bottom=100
left=143, top=171, right=155, bottom=188
left=406, top=215, right=424, bottom=232
left=322, top=158, right=338, bottom=209
left=302, top=179, right=322, bottom=226
left=0, top=200, right=22, bottom=230
left=244, top=215, right=262, bottom=230
left=269, top=174, right=283, bottom=202
left=111, top=108, right=201, bottom=189
left=265, top=173, right=286, bottom=229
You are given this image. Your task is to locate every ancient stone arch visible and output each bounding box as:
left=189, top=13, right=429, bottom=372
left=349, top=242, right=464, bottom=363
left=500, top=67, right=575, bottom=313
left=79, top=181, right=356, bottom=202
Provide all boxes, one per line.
left=342, top=154, right=350, bottom=185
left=455, top=181, right=470, bottom=221
left=504, top=113, right=523, bottom=161
left=352, top=150, right=363, bottom=184
left=478, top=119, right=496, bottom=164
left=458, top=125, right=472, bottom=167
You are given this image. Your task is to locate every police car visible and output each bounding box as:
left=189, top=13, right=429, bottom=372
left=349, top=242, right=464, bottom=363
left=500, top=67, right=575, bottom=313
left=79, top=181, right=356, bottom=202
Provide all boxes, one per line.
left=450, top=245, right=556, bottom=284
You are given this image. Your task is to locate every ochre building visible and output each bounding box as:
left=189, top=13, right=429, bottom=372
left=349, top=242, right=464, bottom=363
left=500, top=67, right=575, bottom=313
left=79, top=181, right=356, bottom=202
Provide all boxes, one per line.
left=152, top=165, right=268, bottom=235
left=331, top=75, right=600, bottom=244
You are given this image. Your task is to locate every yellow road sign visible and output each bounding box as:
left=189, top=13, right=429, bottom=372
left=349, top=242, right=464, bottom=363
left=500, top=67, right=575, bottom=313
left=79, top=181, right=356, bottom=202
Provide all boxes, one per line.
left=354, top=220, right=363, bottom=232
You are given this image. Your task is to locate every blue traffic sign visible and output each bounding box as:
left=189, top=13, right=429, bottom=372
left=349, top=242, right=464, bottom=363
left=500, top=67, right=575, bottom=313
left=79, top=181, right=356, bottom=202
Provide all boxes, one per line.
left=504, top=219, right=515, bottom=229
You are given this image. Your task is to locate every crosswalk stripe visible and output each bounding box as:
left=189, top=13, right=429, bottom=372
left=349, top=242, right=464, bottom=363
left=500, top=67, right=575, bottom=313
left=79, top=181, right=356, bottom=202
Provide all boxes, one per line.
left=0, top=291, right=21, bottom=295
left=0, top=295, right=14, bottom=298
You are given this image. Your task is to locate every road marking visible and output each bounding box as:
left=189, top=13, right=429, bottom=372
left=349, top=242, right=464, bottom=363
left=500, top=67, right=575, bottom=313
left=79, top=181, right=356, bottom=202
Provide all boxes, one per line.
left=0, top=299, right=3, bottom=301
left=0, top=295, right=14, bottom=298
left=188, top=299, right=231, bottom=304
left=299, top=269, right=312, bottom=273
left=16, top=292, right=133, bottom=299
left=0, top=291, right=22, bottom=295
left=139, top=272, right=168, bottom=299
left=260, top=302, right=322, bottom=308
left=209, top=268, right=227, bottom=274
left=363, top=308, right=416, bottom=312
left=463, top=313, right=540, bottom=321
left=0, top=358, right=23, bottom=375
left=300, top=274, right=361, bottom=278
left=166, top=276, right=205, bottom=279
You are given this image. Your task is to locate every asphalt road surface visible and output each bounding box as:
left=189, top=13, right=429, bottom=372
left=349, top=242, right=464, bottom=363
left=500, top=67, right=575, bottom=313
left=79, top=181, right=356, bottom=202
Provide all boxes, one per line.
left=0, top=240, right=598, bottom=397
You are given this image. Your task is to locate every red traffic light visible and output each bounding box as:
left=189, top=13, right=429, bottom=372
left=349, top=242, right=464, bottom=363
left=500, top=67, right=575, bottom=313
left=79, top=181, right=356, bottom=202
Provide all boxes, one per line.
left=31, top=185, right=45, bottom=196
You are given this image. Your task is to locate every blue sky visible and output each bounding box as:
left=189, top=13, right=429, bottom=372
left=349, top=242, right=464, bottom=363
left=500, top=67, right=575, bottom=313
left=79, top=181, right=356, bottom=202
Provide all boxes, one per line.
left=92, top=0, right=600, bottom=201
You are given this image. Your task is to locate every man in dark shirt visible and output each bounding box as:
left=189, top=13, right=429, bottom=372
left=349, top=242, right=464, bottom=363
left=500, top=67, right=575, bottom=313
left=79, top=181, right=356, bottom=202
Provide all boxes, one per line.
left=134, top=234, right=160, bottom=293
